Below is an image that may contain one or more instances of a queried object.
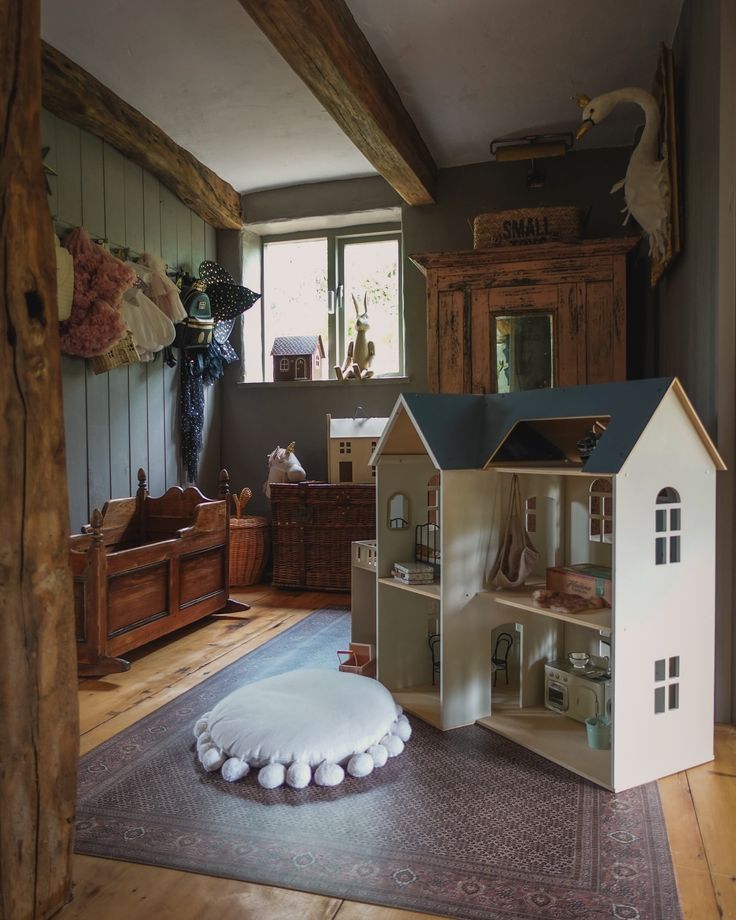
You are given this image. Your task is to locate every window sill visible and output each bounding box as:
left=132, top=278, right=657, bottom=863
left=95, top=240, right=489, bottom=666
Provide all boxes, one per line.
left=236, top=375, right=410, bottom=390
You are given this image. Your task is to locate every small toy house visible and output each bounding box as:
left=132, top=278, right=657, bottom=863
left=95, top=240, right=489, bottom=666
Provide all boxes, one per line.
left=369, top=377, right=724, bottom=792
left=271, top=335, right=325, bottom=381
left=326, top=413, right=388, bottom=483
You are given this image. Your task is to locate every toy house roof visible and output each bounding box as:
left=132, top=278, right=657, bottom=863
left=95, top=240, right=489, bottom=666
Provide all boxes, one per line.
left=328, top=415, right=388, bottom=441
left=371, top=378, right=725, bottom=473
left=270, top=335, right=325, bottom=357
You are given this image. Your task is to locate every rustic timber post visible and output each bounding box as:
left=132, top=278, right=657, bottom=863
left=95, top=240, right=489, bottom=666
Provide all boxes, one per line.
left=0, top=1, right=79, bottom=918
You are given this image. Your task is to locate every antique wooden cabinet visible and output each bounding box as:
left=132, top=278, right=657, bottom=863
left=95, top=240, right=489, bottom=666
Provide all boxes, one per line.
left=411, top=238, right=639, bottom=394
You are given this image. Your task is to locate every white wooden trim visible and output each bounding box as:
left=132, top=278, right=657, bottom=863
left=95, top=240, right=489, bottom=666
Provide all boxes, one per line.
left=717, top=0, right=736, bottom=723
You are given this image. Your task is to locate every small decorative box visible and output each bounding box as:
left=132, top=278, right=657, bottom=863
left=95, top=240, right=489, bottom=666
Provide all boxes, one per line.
left=392, top=561, right=435, bottom=584
left=545, top=563, right=612, bottom=606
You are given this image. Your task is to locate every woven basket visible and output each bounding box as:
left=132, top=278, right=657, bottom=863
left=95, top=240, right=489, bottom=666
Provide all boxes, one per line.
left=229, top=487, right=270, bottom=586
left=270, top=482, right=375, bottom=591
left=90, top=331, right=140, bottom=375
left=473, top=207, right=584, bottom=248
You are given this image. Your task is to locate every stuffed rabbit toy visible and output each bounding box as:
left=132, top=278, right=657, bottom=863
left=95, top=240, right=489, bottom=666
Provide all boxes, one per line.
left=335, top=294, right=375, bottom=381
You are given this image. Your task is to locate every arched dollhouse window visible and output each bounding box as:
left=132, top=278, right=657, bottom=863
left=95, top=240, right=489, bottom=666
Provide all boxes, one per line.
left=589, top=479, right=613, bottom=544
left=427, top=473, right=440, bottom=526
left=655, top=487, right=681, bottom=564
left=279, top=357, right=289, bottom=372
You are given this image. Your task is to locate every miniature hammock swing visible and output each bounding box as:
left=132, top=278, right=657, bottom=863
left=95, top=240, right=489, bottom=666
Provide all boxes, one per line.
left=489, top=473, right=539, bottom=589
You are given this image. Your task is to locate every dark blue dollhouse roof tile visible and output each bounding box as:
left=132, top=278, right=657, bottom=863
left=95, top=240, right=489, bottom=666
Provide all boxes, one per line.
left=397, top=378, right=723, bottom=473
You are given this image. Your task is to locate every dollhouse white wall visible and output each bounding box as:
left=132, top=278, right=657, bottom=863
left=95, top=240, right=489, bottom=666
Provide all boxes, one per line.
left=371, top=382, right=721, bottom=790
left=612, top=394, right=717, bottom=789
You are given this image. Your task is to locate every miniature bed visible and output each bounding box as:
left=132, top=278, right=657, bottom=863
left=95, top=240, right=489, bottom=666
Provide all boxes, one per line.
left=69, top=469, right=246, bottom=676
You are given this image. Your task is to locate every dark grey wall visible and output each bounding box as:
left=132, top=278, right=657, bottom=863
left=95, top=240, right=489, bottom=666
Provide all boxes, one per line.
left=43, top=110, right=220, bottom=532
left=222, top=147, right=636, bottom=516
left=657, top=0, right=720, bottom=435
left=656, top=0, right=733, bottom=723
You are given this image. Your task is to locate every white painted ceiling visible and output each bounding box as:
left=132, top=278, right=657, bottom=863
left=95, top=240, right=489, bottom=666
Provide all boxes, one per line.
left=41, top=0, right=683, bottom=197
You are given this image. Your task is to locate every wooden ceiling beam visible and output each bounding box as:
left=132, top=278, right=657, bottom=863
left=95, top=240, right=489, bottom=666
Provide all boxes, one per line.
left=41, top=41, right=244, bottom=230
left=237, top=0, right=437, bottom=206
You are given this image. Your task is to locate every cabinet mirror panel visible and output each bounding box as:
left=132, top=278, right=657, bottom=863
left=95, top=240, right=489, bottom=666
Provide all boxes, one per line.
left=495, top=313, right=553, bottom=393
left=388, top=493, right=410, bottom=529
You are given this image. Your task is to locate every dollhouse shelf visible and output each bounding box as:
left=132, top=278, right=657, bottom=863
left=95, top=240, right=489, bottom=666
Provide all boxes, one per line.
left=481, top=586, right=612, bottom=632
left=476, top=704, right=612, bottom=789
left=378, top=577, right=441, bottom=599
left=491, top=465, right=602, bottom=477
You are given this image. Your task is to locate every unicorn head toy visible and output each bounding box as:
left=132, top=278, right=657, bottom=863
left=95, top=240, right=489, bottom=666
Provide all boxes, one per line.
left=263, top=441, right=307, bottom=497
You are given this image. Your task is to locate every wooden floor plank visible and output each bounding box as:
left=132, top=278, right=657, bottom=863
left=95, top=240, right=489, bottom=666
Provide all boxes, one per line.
left=64, top=855, right=341, bottom=920
left=335, top=902, right=447, bottom=920
left=78, top=589, right=347, bottom=740
left=79, top=609, right=312, bottom=754
left=65, top=585, right=734, bottom=920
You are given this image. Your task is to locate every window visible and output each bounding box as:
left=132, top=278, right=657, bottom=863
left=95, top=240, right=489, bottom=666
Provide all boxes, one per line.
left=525, top=496, right=537, bottom=534
left=655, top=487, right=681, bottom=565
left=589, top=479, right=613, bottom=543
left=340, top=441, right=352, bottom=455
left=654, top=656, right=680, bottom=713
left=243, top=227, right=403, bottom=382
left=427, top=473, right=440, bottom=526
left=279, top=357, right=289, bottom=372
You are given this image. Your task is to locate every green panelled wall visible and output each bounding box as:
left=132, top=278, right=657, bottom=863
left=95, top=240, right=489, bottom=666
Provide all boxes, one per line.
left=41, top=110, right=220, bottom=532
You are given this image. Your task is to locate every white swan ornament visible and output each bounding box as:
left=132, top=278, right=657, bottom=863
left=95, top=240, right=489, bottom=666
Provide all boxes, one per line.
left=576, top=89, right=671, bottom=264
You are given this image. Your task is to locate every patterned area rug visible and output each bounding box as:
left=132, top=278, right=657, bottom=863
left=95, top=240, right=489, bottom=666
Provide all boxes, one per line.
left=76, top=608, right=681, bottom=920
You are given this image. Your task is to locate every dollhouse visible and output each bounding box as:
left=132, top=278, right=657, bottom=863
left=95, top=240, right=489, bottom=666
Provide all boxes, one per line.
left=369, top=377, right=724, bottom=792
left=326, top=413, right=388, bottom=483
left=271, top=335, right=325, bottom=381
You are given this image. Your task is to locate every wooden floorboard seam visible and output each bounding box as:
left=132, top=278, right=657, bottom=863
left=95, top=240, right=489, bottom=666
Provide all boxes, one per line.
left=78, top=611, right=306, bottom=739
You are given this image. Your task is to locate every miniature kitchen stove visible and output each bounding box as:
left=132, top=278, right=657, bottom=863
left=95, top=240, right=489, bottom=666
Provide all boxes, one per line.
left=544, top=658, right=612, bottom=723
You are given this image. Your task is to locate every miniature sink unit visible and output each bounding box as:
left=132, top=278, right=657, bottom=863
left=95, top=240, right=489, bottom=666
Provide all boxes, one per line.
left=369, top=377, right=724, bottom=792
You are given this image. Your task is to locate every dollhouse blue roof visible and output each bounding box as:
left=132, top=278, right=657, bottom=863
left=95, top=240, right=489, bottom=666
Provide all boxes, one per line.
left=387, top=377, right=724, bottom=473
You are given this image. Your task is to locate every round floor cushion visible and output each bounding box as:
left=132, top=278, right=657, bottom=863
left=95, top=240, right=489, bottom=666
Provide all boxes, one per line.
left=193, top=668, right=411, bottom=788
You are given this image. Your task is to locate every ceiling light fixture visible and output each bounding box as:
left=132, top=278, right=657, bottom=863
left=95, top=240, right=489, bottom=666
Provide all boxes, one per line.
left=489, top=133, right=574, bottom=189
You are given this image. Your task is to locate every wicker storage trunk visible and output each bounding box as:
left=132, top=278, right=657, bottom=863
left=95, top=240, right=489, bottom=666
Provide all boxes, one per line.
left=270, top=482, right=376, bottom=591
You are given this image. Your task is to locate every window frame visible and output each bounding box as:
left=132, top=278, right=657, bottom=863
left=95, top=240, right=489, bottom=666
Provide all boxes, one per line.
left=247, top=222, right=403, bottom=383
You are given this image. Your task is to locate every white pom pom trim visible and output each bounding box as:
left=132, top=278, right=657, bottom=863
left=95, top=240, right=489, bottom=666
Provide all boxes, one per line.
left=258, top=763, right=286, bottom=789
left=193, top=718, right=209, bottom=739
left=347, top=752, right=374, bottom=778
left=286, top=762, right=312, bottom=789
left=221, top=757, right=250, bottom=783
left=367, top=743, right=389, bottom=767
left=314, top=761, right=344, bottom=787
left=380, top=734, right=404, bottom=757
left=393, top=715, right=412, bottom=742
left=202, top=748, right=226, bottom=772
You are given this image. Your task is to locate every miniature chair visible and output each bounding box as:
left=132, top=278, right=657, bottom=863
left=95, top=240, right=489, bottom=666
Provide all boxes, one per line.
left=428, top=633, right=440, bottom=685
left=491, top=632, right=514, bottom=686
